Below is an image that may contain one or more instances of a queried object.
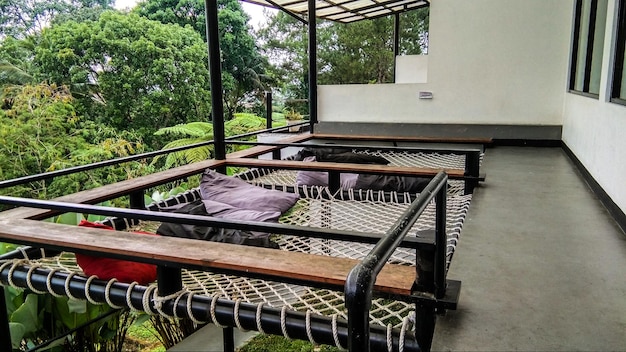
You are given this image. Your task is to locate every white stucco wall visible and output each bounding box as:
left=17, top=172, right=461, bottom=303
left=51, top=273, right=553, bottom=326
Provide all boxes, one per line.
left=318, top=0, right=572, bottom=126
left=562, top=0, right=626, bottom=213
left=395, top=55, right=428, bottom=83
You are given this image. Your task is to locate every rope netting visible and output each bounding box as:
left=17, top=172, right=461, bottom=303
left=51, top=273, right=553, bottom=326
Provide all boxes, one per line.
left=236, top=149, right=481, bottom=194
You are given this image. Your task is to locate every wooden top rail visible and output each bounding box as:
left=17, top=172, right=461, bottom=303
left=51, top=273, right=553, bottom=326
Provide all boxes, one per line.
left=311, top=133, right=493, bottom=145
left=0, top=218, right=416, bottom=297
left=226, top=158, right=466, bottom=179
left=0, top=159, right=225, bottom=221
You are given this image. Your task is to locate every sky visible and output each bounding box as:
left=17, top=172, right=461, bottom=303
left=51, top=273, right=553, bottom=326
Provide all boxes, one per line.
left=113, top=0, right=274, bottom=29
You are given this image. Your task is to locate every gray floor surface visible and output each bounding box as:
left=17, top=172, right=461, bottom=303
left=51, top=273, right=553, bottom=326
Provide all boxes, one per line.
left=432, top=146, right=626, bottom=351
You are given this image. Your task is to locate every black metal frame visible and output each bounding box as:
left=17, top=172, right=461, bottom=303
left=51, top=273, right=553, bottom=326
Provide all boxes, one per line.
left=0, top=169, right=457, bottom=351
left=611, top=0, right=626, bottom=104
left=568, top=0, right=600, bottom=97
left=0, top=108, right=482, bottom=351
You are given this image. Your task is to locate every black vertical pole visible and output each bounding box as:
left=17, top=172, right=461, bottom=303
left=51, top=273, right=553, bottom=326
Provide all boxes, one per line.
left=393, top=13, right=400, bottom=83
left=308, top=0, right=317, bottom=133
left=205, top=0, right=226, bottom=167
left=265, top=91, right=273, bottom=129
left=434, top=183, right=447, bottom=299
left=0, top=288, right=12, bottom=352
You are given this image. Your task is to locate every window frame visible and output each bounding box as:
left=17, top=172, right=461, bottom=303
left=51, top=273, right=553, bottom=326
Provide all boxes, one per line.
left=610, top=0, right=626, bottom=105
left=569, top=0, right=602, bottom=98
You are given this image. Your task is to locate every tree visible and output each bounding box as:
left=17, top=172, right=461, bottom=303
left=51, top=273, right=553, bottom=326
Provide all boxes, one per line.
left=0, top=83, right=147, bottom=200
left=0, top=0, right=114, bottom=39
left=255, top=11, right=309, bottom=103
left=257, top=8, right=429, bottom=90
left=137, top=0, right=270, bottom=118
left=34, top=11, right=212, bottom=149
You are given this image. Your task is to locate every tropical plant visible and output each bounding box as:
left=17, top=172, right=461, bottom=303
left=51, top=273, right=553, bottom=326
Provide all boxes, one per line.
left=151, top=113, right=280, bottom=168
left=0, top=83, right=148, bottom=202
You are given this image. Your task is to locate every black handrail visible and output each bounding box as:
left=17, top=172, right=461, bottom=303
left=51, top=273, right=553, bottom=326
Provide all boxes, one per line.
left=345, top=171, right=448, bottom=352
left=0, top=196, right=429, bottom=249
left=0, top=124, right=301, bottom=190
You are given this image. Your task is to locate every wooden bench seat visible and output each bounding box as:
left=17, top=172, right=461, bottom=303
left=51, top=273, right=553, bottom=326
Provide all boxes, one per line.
left=225, top=158, right=466, bottom=179
left=0, top=218, right=416, bottom=297
left=311, top=133, right=494, bottom=145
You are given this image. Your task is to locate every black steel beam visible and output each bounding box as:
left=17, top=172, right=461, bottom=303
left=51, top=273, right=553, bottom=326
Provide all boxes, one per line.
left=205, top=0, right=226, bottom=163
left=308, top=0, right=317, bottom=131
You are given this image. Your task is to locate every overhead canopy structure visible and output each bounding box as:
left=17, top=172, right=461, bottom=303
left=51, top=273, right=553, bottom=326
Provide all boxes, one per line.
left=241, top=0, right=429, bottom=23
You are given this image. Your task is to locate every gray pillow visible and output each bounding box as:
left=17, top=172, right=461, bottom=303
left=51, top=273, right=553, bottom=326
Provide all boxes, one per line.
left=199, top=169, right=299, bottom=214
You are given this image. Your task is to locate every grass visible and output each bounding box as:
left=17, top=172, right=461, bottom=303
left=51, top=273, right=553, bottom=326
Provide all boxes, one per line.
left=237, top=334, right=341, bottom=352
left=124, top=320, right=165, bottom=352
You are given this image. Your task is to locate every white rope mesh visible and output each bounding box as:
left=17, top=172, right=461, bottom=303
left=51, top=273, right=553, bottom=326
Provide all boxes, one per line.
left=237, top=150, right=478, bottom=196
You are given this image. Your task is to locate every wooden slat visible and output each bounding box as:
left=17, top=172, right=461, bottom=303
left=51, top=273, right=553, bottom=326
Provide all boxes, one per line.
left=0, top=159, right=226, bottom=221
left=0, top=218, right=416, bottom=296
left=226, top=158, right=466, bottom=178
left=312, top=133, right=493, bottom=145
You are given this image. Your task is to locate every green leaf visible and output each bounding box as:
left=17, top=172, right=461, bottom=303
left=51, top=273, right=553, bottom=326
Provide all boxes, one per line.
left=55, top=212, right=84, bottom=225
left=9, top=322, right=26, bottom=349
left=10, top=294, right=39, bottom=334
left=67, top=298, right=87, bottom=314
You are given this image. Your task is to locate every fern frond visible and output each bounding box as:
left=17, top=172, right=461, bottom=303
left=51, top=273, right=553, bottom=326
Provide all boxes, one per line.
left=154, top=122, right=214, bottom=138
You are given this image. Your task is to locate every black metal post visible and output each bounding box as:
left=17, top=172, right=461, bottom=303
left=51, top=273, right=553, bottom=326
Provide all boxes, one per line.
left=308, top=0, right=317, bottom=133
left=0, top=288, right=12, bottom=352
left=157, top=267, right=182, bottom=296
left=464, top=150, right=480, bottom=194
left=265, top=91, right=273, bottom=129
left=434, top=183, right=447, bottom=298
left=328, top=171, right=340, bottom=194
left=393, top=13, right=400, bottom=83
left=129, top=191, right=145, bottom=210
left=223, top=326, right=235, bottom=352
left=205, top=0, right=226, bottom=166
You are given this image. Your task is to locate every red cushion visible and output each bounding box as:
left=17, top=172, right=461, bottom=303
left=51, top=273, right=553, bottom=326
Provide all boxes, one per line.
left=75, top=220, right=158, bottom=285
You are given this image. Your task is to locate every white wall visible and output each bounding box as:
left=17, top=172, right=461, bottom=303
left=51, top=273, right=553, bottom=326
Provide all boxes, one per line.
left=318, top=0, right=572, bottom=126
left=563, top=0, right=626, bottom=213
left=395, top=55, right=428, bottom=83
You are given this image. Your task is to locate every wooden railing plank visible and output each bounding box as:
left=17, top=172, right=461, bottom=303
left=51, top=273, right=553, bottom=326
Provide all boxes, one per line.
left=0, top=159, right=225, bottom=221
left=226, top=158, right=466, bottom=178
left=0, top=218, right=415, bottom=296
left=311, top=133, right=493, bottom=145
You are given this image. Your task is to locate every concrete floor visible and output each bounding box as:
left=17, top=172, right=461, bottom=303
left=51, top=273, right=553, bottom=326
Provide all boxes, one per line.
left=432, top=146, right=626, bottom=351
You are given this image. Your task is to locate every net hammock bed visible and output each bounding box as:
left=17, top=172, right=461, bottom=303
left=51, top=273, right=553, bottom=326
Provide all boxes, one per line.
left=0, top=148, right=480, bottom=352
left=237, top=148, right=483, bottom=195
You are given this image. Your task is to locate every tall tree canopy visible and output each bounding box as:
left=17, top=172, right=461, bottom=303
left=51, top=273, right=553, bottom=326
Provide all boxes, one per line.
left=257, top=8, right=429, bottom=94
left=0, top=0, right=114, bottom=39
left=137, top=0, right=269, bottom=117
left=34, top=11, right=211, bottom=149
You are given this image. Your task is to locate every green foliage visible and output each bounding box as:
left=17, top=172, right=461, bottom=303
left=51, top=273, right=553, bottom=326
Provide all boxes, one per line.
left=152, top=112, right=272, bottom=168
left=0, top=83, right=148, bottom=201
left=239, top=334, right=340, bottom=352
left=0, top=0, right=114, bottom=39
left=257, top=8, right=429, bottom=92
left=34, top=11, right=211, bottom=150
left=3, top=284, right=124, bottom=351
left=137, top=0, right=270, bottom=118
